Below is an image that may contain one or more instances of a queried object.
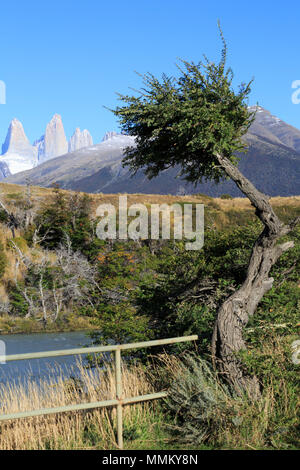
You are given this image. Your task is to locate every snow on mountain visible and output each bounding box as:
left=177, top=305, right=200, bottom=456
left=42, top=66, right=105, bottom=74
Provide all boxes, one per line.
left=0, top=153, right=37, bottom=175
left=6, top=111, right=300, bottom=197
left=5, top=132, right=136, bottom=190
left=0, top=161, right=10, bottom=180
left=102, top=131, right=119, bottom=141
left=101, top=132, right=135, bottom=147
left=0, top=115, right=95, bottom=176
left=248, top=105, right=300, bottom=151
left=0, top=118, right=38, bottom=174
left=2, top=107, right=300, bottom=198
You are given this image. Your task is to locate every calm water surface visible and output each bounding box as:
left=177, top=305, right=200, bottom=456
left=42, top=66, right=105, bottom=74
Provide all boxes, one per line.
left=0, top=331, right=94, bottom=385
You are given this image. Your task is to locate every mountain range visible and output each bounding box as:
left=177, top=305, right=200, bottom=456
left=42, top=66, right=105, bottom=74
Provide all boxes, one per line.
left=2, top=106, right=300, bottom=197
left=0, top=114, right=93, bottom=175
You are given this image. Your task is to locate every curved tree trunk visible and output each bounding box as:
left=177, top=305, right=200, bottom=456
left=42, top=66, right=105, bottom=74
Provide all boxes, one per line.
left=211, top=153, right=299, bottom=398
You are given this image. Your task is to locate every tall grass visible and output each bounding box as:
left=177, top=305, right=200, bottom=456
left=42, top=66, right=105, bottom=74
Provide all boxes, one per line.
left=0, top=358, right=161, bottom=450
left=157, top=346, right=300, bottom=450
left=0, top=347, right=298, bottom=450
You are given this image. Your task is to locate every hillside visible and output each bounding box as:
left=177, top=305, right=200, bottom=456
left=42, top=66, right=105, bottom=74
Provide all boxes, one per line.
left=4, top=107, right=300, bottom=197
left=0, top=183, right=299, bottom=450
left=1, top=182, right=300, bottom=224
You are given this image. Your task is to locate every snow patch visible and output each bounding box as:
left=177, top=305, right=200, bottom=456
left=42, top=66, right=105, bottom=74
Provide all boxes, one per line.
left=0, top=153, right=38, bottom=175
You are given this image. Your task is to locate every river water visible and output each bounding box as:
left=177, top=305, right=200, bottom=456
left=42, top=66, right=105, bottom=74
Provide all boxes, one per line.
left=0, top=331, right=94, bottom=386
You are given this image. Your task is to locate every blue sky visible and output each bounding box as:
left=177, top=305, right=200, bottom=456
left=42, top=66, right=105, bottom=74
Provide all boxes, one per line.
left=0, top=0, right=299, bottom=146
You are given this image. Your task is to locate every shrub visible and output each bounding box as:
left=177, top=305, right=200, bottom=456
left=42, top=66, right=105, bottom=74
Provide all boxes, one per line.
left=164, top=353, right=235, bottom=444
left=0, top=241, right=7, bottom=279
left=0, top=210, right=9, bottom=224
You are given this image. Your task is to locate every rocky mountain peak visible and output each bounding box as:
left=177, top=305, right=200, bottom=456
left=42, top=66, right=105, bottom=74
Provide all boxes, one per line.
left=34, top=114, right=68, bottom=163
left=0, top=119, right=38, bottom=175
left=0, top=161, right=11, bottom=180
left=248, top=105, right=300, bottom=151
left=69, top=128, right=93, bottom=152
left=2, top=118, right=32, bottom=155
left=102, top=131, right=120, bottom=142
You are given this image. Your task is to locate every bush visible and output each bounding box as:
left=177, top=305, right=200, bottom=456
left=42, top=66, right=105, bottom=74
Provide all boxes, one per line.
left=30, top=188, right=94, bottom=255
left=164, top=353, right=235, bottom=444
left=0, top=210, right=9, bottom=224
left=0, top=241, right=7, bottom=279
left=160, top=342, right=300, bottom=449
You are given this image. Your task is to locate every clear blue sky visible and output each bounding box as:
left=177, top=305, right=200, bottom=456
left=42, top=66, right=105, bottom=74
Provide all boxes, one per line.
left=0, top=0, right=299, bottom=146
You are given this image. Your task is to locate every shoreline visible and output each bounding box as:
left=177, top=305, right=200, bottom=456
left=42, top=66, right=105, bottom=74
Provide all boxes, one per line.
left=0, top=315, right=99, bottom=336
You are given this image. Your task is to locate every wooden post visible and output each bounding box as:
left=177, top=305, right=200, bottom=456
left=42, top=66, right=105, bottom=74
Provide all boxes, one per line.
left=115, top=348, right=123, bottom=450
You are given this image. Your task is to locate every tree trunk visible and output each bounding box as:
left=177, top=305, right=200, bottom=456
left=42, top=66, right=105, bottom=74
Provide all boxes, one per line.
left=211, top=153, right=299, bottom=398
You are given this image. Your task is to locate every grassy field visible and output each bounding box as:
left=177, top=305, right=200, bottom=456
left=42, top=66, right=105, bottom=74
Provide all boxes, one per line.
left=1, top=181, right=300, bottom=215
left=0, top=346, right=298, bottom=450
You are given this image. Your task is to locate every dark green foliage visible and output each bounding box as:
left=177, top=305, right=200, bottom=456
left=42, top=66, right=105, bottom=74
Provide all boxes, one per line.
left=29, top=188, right=94, bottom=255
left=3, top=198, right=299, bottom=367
left=135, top=224, right=262, bottom=353
left=0, top=209, right=9, bottom=224
left=89, top=303, right=150, bottom=346
left=86, top=242, right=154, bottom=348
left=8, top=283, right=30, bottom=317
left=0, top=241, right=7, bottom=279
left=113, top=25, right=254, bottom=185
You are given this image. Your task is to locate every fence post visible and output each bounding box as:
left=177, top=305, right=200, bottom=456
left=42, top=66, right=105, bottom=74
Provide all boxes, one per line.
left=115, top=348, right=123, bottom=450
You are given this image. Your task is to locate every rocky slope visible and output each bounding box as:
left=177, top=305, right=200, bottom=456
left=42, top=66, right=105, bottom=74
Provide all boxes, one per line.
left=249, top=106, right=300, bottom=151
left=6, top=133, right=135, bottom=190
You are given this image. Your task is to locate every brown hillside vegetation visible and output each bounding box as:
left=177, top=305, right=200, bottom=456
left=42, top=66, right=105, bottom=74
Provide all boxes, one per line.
left=1, top=182, right=300, bottom=226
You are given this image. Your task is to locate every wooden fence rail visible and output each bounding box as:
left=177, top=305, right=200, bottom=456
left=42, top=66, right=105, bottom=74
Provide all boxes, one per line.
left=0, top=334, right=198, bottom=449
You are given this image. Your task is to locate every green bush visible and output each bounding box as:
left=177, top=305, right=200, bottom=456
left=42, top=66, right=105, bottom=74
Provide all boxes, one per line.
left=0, top=241, right=7, bottom=279
left=0, top=210, right=9, bottom=224
left=28, top=188, right=95, bottom=256
left=165, top=353, right=235, bottom=444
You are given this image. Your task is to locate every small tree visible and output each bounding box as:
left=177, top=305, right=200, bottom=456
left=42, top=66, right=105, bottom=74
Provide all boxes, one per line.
left=34, top=188, right=93, bottom=254
left=113, top=27, right=300, bottom=397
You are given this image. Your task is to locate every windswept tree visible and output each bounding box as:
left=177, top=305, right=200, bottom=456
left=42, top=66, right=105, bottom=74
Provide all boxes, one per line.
left=113, top=27, right=300, bottom=398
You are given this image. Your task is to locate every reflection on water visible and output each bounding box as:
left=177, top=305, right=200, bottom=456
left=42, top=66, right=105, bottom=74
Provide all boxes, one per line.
left=0, top=331, right=94, bottom=386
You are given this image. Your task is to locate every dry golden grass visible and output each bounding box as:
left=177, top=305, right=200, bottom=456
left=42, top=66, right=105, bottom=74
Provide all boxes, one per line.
left=1, top=182, right=300, bottom=216
left=0, top=358, right=158, bottom=450
left=0, top=349, right=298, bottom=450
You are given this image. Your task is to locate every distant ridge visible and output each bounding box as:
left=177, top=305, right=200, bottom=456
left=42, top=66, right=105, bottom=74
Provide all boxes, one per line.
left=4, top=107, right=300, bottom=197
left=0, top=115, right=94, bottom=177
